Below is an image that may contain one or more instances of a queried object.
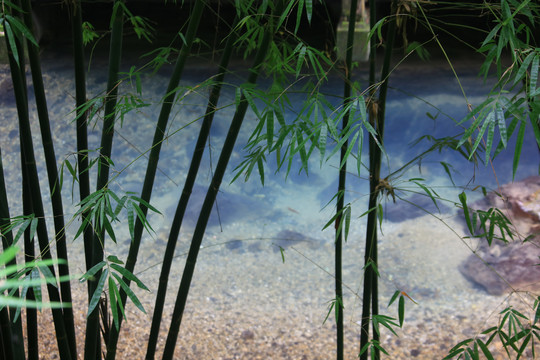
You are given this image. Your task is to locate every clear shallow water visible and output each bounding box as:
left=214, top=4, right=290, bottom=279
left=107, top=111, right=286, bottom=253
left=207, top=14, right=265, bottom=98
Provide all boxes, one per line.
left=1, top=47, right=539, bottom=358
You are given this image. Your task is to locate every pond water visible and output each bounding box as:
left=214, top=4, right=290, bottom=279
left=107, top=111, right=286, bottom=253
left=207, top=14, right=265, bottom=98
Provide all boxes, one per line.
left=1, top=44, right=539, bottom=359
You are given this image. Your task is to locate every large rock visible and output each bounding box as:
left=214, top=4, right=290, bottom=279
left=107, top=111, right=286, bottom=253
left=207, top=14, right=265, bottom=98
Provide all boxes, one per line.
left=460, top=176, right=540, bottom=295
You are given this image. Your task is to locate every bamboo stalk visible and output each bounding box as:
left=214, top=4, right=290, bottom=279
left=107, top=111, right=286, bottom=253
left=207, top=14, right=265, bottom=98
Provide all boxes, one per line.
left=5, top=16, right=73, bottom=360
left=70, top=0, right=95, bottom=289
left=104, top=1, right=206, bottom=359
left=84, top=2, right=125, bottom=359
left=335, top=0, right=359, bottom=359
left=0, top=149, right=25, bottom=360
left=359, top=1, right=397, bottom=359
left=144, top=16, right=237, bottom=360
left=19, top=0, right=78, bottom=355
left=22, top=157, right=39, bottom=360
left=161, top=2, right=284, bottom=358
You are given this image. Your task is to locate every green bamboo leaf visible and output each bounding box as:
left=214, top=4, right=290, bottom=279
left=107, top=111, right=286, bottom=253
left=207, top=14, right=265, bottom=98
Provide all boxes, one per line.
left=37, top=264, right=57, bottom=287
left=377, top=203, right=383, bottom=227
left=107, top=255, right=124, bottom=264
left=440, top=162, right=456, bottom=185
left=372, top=314, right=399, bottom=336
left=513, top=51, right=535, bottom=85
left=5, top=14, right=38, bottom=46
left=127, top=202, right=135, bottom=240
left=516, top=333, right=531, bottom=359
left=13, top=216, right=35, bottom=245
left=3, top=21, right=20, bottom=68
left=87, top=268, right=108, bottom=316
left=295, top=0, right=304, bottom=34
left=363, top=120, right=386, bottom=157
left=103, top=217, right=117, bottom=243
left=110, top=263, right=149, bottom=291
left=470, top=112, right=492, bottom=159
left=79, top=261, right=107, bottom=282
left=0, top=295, right=66, bottom=309
left=513, top=120, right=526, bottom=178
left=496, top=102, right=507, bottom=148
left=295, top=44, right=306, bottom=76
left=398, top=295, right=405, bottom=327
left=305, top=0, right=313, bottom=23
left=129, top=194, right=162, bottom=215
left=257, top=156, right=265, bottom=186
left=111, top=272, right=146, bottom=314
left=344, top=205, right=351, bottom=242
left=30, top=268, right=42, bottom=304
left=295, top=130, right=308, bottom=173
left=74, top=217, right=91, bottom=240
left=132, top=202, right=156, bottom=235
left=482, top=23, right=502, bottom=47
left=530, top=52, right=539, bottom=98
left=108, top=276, right=120, bottom=330
left=114, top=194, right=128, bottom=218
left=459, top=192, right=474, bottom=235
left=534, top=300, right=540, bottom=325
left=485, top=115, right=496, bottom=165
left=266, top=110, right=274, bottom=150
left=277, top=0, right=296, bottom=30
left=0, top=246, right=18, bottom=268
left=318, top=122, right=327, bottom=167
left=340, top=132, right=358, bottom=170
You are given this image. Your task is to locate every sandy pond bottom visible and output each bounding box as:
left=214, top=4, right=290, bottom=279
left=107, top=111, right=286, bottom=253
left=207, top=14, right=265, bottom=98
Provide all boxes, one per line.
left=4, top=45, right=539, bottom=359
left=32, top=213, right=538, bottom=359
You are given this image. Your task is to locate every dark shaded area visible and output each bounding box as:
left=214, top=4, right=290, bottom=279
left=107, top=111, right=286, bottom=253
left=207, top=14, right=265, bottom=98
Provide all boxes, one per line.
left=182, top=184, right=282, bottom=228
left=225, top=229, right=323, bottom=253
left=31, top=0, right=342, bottom=52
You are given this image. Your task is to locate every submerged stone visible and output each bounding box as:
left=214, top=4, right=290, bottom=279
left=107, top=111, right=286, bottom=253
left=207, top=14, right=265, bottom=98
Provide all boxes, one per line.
left=385, top=193, right=449, bottom=222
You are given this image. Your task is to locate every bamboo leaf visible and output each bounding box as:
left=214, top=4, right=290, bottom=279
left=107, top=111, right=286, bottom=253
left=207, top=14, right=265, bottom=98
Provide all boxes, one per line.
left=87, top=268, right=108, bottom=316
left=344, top=205, right=351, bottom=242
left=129, top=194, right=162, bottom=215
left=459, top=192, right=474, bottom=235
left=30, top=268, right=42, bottom=305
left=110, top=263, right=149, bottom=291
left=3, top=20, right=20, bottom=68
left=103, top=217, right=117, bottom=243
left=485, top=115, right=496, bottom=165
left=108, top=276, right=119, bottom=330
left=111, top=272, right=146, bottom=314
left=107, top=255, right=123, bottom=264
left=514, top=51, right=535, bottom=85
left=513, top=120, right=526, bottom=179
left=79, top=261, right=106, bottom=282
left=398, top=295, right=405, bottom=327
left=295, top=0, right=304, bottom=34
left=530, top=52, right=539, bottom=98
left=496, top=102, right=507, bottom=148
left=266, top=110, right=274, bottom=150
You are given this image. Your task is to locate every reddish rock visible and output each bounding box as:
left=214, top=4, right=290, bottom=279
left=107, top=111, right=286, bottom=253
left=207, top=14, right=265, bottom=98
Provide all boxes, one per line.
left=460, top=176, right=540, bottom=295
